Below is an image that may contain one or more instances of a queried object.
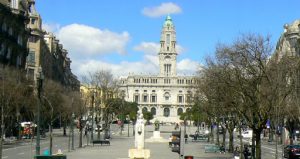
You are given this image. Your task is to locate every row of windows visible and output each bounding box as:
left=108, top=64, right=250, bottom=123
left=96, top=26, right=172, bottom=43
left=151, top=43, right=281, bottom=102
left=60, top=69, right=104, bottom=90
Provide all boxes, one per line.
left=0, top=43, right=23, bottom=66
left=177, top=79, right=197, bottom=84
left=164, top=78, right=171, bottom=84
left=1, top=23, right=24, bottom=46
left=142, top=107, right=189, bottom=117
left=132, top=77, right=200, bottom=85
left=134, top=78, right=158, bottom=84
left=134, top=94, right=157, bottom=103
left=135, top=90, right=156, bottom=93
left=134, top=94, right=191, bottom=103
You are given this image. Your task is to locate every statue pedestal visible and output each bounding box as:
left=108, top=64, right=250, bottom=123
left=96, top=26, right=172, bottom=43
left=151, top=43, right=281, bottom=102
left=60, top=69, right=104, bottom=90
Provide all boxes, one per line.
left=145, top=131, right=169, bottom=143
left=128, top=149, right=150, bottom=159
left=153, top=131, right=160, bottom=138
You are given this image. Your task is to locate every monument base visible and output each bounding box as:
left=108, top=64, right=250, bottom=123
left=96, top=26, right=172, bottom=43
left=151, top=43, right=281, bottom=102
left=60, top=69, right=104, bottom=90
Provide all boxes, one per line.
left=153, top=131, right=160, bottom=138
left=145, top=131, right=169, bottom=143
left=128, top=149, right=150, bottom=159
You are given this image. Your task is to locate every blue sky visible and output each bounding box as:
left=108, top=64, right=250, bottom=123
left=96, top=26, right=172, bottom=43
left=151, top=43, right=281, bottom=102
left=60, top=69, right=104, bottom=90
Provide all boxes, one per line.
left=36, top=0, right=300, bottom=79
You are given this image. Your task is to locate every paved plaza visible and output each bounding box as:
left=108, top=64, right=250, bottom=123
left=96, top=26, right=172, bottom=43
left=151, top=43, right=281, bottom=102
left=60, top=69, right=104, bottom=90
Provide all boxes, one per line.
left=61, top=125, right=232, bottom=159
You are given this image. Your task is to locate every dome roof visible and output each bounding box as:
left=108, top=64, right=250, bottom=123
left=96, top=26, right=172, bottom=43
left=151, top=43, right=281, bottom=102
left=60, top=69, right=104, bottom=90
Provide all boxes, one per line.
left=164, top=15, right=173, bottom=27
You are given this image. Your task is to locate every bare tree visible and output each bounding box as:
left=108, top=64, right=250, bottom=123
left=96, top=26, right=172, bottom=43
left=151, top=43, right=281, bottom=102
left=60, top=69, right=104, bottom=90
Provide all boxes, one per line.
left=194, top=33, right=299, bottom=159
left=82, top=70, right=120, bottom=139
left=0, top=67, right=35, bottom=158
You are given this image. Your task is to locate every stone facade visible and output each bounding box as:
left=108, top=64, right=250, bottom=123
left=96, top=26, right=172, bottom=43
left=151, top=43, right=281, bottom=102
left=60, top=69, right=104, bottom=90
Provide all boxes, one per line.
left=0, top=0, right=80, bottom=90
left=43, top=33, right=80, bottom=91
left=25, top=0, right=80, bottom=90
left=119, top=16, right=197, bottom=123
left=0, top=0, right=30, bottom=68
left=274, top=20, right=300, bottom=59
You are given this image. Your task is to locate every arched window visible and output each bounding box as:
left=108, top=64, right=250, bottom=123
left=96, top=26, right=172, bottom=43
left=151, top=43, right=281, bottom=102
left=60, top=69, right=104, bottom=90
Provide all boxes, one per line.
left=163, top=108, right=170, bottom=117
left=142, top=107, right=148, bottom=113
left=177, top=108, right=183, bottom=115
left=151, top=107, right=156, bottom=115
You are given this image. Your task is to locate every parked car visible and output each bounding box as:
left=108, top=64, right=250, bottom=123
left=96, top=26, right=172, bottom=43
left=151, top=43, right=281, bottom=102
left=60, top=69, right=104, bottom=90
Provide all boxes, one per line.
left=284, top=145, right=300, bottom=159
left=242, top=130, right=253, bottom=139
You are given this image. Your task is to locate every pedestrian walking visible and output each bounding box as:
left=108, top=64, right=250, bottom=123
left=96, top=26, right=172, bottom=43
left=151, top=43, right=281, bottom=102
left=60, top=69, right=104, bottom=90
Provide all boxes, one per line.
left=184, top=134, right=188, bottom=143
left=84, top=127, right=88, bottom=137
left=233, top=146, right=240, bottom=159
left=243, top=145, right=250, bottom=159
left=174, top=123, right=179, bottom=130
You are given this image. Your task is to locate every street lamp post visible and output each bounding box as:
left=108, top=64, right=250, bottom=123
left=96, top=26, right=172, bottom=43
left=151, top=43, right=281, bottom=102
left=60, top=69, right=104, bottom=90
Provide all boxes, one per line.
left=36, top=67, right=43, bottom=155
left=71, top=112, right=75, bottom=150
left=127, top=115, right=130, bottom=137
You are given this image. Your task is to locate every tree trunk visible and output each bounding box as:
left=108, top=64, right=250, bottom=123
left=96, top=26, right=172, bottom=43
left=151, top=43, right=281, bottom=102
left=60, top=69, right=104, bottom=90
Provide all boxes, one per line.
left=239, top=127, right=244, bottom=159
left=228, top=129, right=234, bottom=153
left=252, top=132, right=256, bottom=159
left=254, top=129, right=262, bottom=159
left=222, top=127, right=226, bottom=149
left=79, top=124, right=83, bottom=148
left=210, top=125, right=214, bottom=143
left=103, top=115, right=110, bottom=139
left=79, top=129, right=82, bottom=148
left=96, top=114, right=100, bottom=140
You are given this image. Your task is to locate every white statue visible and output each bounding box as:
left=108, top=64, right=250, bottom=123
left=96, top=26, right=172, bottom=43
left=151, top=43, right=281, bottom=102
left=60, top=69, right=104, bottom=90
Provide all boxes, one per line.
left=135, top=110, right=144, bottom=149
left=129, top=110, right=150, bottom=159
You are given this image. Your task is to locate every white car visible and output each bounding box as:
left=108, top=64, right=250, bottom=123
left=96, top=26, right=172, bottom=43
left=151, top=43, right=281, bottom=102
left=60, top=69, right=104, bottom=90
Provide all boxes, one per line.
left=242, top=130, right=253, bottom=138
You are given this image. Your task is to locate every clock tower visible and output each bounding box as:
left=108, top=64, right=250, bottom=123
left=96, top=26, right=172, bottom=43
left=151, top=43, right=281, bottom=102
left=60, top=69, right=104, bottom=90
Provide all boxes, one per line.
left=159, top=15, right=177, bottom=77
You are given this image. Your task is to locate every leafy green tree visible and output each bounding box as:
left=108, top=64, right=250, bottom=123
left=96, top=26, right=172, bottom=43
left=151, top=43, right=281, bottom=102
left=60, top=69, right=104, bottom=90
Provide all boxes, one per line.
left=143, top=111, right=153, bottom=124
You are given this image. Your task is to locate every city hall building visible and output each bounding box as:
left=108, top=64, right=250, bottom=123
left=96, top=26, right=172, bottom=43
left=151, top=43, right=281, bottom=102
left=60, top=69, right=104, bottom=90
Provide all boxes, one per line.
left=119, top=16, right=198, bottom=123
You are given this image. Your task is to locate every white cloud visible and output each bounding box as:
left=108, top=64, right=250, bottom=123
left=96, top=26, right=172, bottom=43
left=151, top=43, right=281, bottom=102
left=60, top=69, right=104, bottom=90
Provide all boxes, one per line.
left=142, top=2, right=182, bottom=18
left=47, top=24, right=198, bottom=80
left=144, top=54, right=159, bottom=66
left=177, top=59, right=200, bottom=75
left=134, top=42, right=160, bottom=55
left=176, top=45, right=185, bottom=54
left=74, top=57, right=199, bottom=79
left=42, top=23, right=60, bottom=33
left=134, top=42, right=185, bottom=55
left=75, top=59, right=159, bottom=79
left=57, top=24, right=130, bottom=56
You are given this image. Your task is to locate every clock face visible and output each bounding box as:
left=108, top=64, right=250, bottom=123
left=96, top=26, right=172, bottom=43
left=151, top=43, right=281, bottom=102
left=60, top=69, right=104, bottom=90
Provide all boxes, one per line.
left=164, top=56, right=171, bottom=61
